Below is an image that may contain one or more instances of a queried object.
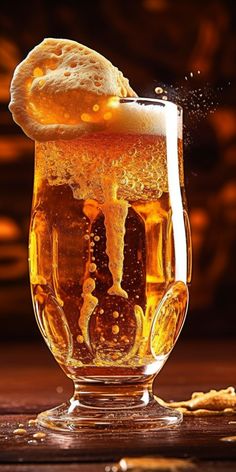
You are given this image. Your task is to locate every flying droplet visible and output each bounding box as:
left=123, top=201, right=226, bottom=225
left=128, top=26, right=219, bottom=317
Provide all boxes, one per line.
left=155, top=86, right=163, bottom=95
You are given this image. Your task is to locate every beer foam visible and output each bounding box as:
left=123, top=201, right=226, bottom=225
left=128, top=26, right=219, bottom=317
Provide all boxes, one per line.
left=107, top=101, right=182, bottom=138
left=9, top=38, right=136, bottom=141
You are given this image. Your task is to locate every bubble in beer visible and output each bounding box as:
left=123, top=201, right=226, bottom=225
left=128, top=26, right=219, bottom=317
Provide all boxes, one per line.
left=112, top=311, right=119, bottom=318
left=81, top=113, right=91, bottom=122
left=112, top=325, right=119, bottom=335
left=77, top=335, right=84, bottom=344
left=89, top=263, right=97, bottom=272
left=84, top=234, right=89, bottom=240
left=121, top=176, right=128, bottom=186
left=99, top=309, right=104, bottom=314
left=103, top=112, right=112, bottom=120
left=93, top=104, right=100, bottom=112
left=94, top=235, right=100, bottom=241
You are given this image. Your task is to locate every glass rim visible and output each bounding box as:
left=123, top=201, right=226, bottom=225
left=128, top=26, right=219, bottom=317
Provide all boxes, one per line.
left=119, top=97, right=182, bottom=113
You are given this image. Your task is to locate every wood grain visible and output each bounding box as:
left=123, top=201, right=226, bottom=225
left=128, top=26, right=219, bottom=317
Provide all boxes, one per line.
left=0, top=339, right=236, bottom=470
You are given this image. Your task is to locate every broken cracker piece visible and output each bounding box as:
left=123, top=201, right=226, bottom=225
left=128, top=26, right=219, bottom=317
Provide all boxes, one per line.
left=9, top=38, right=136, bottom=141
left=156, top=386, right=236, bottom=417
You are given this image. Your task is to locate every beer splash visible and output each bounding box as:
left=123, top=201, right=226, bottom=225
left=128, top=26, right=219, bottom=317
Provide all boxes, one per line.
left=154, top=73, right=230, bottom=145
left=154, top=72, right=221, bottom=120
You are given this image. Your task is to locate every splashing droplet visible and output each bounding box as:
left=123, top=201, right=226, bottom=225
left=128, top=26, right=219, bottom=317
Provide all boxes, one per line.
left=155, top=86, right=163, bottom=95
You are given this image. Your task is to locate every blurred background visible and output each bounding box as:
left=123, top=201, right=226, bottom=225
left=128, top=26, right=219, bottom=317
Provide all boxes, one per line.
left=0, top=0, right=235, bottom=342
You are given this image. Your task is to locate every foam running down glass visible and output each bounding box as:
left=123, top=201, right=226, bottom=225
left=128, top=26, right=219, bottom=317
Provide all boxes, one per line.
left=29, top=98, right=192, bottom=431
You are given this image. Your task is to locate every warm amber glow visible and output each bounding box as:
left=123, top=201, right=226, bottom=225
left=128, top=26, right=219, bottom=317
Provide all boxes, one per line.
left=0, top=217, right=21, bottom=240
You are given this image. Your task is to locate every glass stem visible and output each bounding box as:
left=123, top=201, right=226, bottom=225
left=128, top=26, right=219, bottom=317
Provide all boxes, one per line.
left=70, top=380, right=155, bottom=411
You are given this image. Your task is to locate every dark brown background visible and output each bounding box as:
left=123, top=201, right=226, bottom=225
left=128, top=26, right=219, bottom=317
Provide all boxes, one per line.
left=0, top=0, right=236, bottom=342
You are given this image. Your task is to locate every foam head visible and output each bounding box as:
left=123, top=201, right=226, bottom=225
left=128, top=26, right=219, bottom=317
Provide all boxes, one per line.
left=9, top=38, right=136, bottom=141
left=106, top=100, right=182, bottom=138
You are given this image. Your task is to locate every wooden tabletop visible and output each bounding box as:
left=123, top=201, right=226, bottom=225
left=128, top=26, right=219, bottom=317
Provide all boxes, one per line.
left=0, top=339, right=236, bottom=471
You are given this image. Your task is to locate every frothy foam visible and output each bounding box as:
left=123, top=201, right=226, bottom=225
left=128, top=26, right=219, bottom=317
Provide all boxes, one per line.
left=106, top=101, right=182, bottom=138
left=9, top=38, right=136, bottom=141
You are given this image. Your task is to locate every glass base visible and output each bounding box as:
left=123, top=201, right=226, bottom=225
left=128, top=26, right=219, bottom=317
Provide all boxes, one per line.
left=37, top=385, right=182, bottom=432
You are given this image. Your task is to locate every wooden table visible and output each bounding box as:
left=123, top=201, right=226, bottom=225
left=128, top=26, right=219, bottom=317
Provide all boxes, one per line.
left=0, top=339, right=236, bottom=471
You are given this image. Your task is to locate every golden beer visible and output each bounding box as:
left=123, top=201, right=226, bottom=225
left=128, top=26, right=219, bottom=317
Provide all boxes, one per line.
left=27, top=99, right=191, bottom=430
left=29, top=104, right=191, bottom=384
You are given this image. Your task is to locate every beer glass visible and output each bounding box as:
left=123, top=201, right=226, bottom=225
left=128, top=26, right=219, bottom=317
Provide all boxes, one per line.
left=29, top=98, right=191, bottom=432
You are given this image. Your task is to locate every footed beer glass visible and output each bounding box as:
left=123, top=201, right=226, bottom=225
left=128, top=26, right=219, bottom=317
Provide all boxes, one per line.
left=29, top=98, right=191, bottom=432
